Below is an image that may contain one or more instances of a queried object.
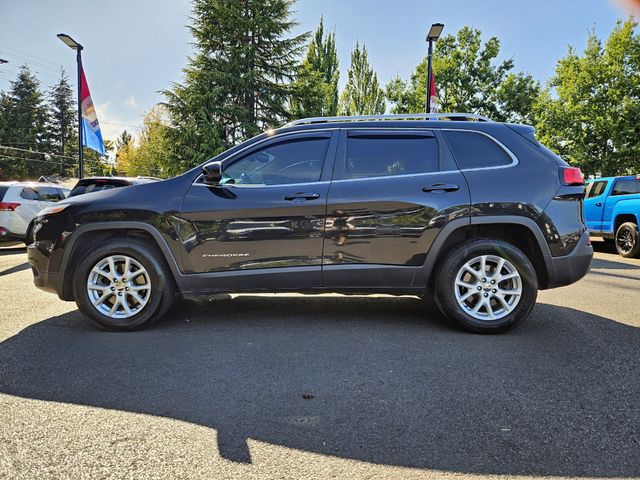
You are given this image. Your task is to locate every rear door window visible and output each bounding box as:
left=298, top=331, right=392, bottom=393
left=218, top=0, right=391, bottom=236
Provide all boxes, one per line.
left=38, top=187, right=64, bottom=202
left=19, top=187, right=39, bottom=200
left=586, top=180, right=608, bottom=198
left=444, top=130, right=512, bottom=170
left=612, top=178, right=640, bottom=196
left=343, top=131, right=438, bottom=179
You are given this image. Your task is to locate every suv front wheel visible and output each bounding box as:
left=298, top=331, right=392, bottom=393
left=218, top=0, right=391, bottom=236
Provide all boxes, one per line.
left=73, top=238, right=176, bottom=330
left=434, top=239, right=538, bottom=333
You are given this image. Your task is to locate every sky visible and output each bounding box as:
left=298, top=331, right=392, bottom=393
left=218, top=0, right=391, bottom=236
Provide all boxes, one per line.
left=0, top=0, right=635, bottom=144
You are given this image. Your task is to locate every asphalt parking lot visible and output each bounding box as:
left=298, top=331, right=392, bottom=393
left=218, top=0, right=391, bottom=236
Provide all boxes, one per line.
left=1, top=241, right=639, bottom=480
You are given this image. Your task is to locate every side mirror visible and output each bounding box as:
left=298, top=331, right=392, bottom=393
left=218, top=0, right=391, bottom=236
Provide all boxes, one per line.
left=202, top=161, right=223, bottom=185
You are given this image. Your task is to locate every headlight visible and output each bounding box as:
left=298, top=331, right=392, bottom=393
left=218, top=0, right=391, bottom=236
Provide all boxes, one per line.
left=37, top=203, right=70, bottom=217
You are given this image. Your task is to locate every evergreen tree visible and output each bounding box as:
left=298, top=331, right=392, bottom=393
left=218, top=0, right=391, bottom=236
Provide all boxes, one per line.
left=47, top=69, right=77, bottom=176
left=339, top=42, right=385, bottom=116
left=0, top=65, right=50, bottom=180
left=162, top=0, right=308, bottom=176
left=291, top=17, right=339, bottom=118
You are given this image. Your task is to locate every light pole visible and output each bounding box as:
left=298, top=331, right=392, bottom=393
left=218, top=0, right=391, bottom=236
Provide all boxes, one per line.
left=425, top=23, right=444, bottom=114
left=57, top=33, right=84, bottom=179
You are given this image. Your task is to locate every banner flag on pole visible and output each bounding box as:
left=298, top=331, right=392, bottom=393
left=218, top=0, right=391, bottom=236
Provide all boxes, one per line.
left=429, top=71, right=439, bottom=113
left=80, top=66, right=105, bottom=156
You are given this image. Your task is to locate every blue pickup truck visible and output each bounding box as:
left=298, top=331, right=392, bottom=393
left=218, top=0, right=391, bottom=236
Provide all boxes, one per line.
left=584, top=175, right=640, bottom=258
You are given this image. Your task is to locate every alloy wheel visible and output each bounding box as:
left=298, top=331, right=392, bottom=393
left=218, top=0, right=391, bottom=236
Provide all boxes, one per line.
left=454, top=254, right=522, bottom=321
left=616, top=226, right=635, bottom=255
left=86, top=255, right=151, bottom=319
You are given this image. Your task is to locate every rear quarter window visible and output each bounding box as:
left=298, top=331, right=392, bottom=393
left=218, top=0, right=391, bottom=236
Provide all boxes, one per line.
left=444, top=130, right=513, bottom=170
left=612, top=178, right=640, bottom=196
left=0, top=186, right=9, bottom=201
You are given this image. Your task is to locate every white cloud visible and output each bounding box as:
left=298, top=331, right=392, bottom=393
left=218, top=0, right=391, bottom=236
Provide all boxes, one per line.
left=123, top=95, right=137, bottom=109
left=93, top=101, right=142, bottom=160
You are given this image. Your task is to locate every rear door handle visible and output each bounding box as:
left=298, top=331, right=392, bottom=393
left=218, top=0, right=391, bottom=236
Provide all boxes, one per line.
left=595, top=202, right=602, bottom=207
left=422, top=183, right=459, bottom=193
left=284, top=193, right=320, bottom=201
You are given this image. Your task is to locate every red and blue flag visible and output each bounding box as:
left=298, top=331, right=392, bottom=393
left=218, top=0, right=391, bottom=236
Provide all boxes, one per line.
left=80, top=67, right=105, bottom=156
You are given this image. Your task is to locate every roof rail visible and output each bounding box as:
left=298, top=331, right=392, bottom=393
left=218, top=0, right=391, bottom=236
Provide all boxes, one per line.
left=284, top=113, right=492, bottom=127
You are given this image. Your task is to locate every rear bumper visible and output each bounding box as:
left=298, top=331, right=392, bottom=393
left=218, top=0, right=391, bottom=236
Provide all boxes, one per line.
left=0, top=226, right=25, bottom=242
left=544, top=231, right=593, bottom=289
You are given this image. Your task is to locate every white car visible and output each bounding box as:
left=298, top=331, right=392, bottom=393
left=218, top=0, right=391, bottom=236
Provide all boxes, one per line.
left=0, top=182, right=70, bottom=245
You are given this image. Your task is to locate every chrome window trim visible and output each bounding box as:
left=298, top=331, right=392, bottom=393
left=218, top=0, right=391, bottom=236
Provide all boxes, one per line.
left=192, top=126, right=519, bottom=186
left=331, top=170, right=458, bottom=183
left=190, top=180, right=332, bottom=189
left=441, top=128, right=519, bottom=172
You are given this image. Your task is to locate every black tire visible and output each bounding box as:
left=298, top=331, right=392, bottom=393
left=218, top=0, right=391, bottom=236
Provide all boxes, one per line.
left=615, top=222, right=640, bottom=258
left=434, top=239, right=538, bottom=334
left=73, top=238, right=175, bottom=331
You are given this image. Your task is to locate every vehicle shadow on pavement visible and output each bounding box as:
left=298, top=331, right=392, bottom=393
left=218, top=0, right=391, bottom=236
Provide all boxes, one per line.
left=0, top=296, right=638, bottom=477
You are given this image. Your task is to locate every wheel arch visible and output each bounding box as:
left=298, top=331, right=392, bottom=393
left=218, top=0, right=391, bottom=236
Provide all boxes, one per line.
left=415, top=216, right=552, bottom=291
left=59, top=222, right=186, bottom=301
left=613, top=213, right=638, bottom=233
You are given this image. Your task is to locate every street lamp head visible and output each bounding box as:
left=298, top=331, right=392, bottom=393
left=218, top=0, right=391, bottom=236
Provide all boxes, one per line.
left=57, top=33, right=83, bottom=51
left=0, top=59, right=8, bottom=64
left=426, top=23, right=444, bottom=41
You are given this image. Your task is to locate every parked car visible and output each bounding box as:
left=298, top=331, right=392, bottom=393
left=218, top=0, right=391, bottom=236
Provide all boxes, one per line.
left=584, top=175, right=640, bottom=257
left=0, top=182, right=69, bottom=245
left=27, top=113, right=593, bottom=333
left=68, top=176, right=159, bottom=197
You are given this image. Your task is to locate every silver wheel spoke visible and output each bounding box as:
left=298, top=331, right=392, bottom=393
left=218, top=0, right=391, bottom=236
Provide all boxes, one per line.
left=92, top=291, right=111, bottom=307
left=494, top=294, right=512, bottom=313
left=455, top=279, right=477, bottom=289
left=459, top=290, right=477, bottom=302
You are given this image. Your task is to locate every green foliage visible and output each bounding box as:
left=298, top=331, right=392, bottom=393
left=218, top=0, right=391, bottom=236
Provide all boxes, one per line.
left=291, top=17, right=340, bottom=118
left=46, top=69, right=77, bottom=175
left=386, top=26, right=539, bottom=122
left=0, top=65, right=51, bottom=180
left=162, top=0, right=308, bottom=176
left=340, top=42, right=385, bottom=115
left=534, top=18, right=640, bottom=176
left=117, top=107, right=170, bottom=178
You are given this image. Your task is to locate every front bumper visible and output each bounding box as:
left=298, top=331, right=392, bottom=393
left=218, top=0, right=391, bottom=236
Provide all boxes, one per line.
left=544, top=231, right=593, bottom=289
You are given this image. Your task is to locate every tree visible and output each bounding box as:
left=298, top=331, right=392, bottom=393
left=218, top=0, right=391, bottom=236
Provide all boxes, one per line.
left=117, top=107, right=170, bottom=178
left=115, top=130, right=134, bottom=174
left=46, top=69, right=77, bottom=176
left=162, top=0, right=308, bottom=176
left=339, top=42, right=385, bottom=115
left=385, top=27, right=539, bottom=122
left=291, top=17, right=339, bottom=118
left=0, top=65, right=50, bottom=180
left=534, top=19, right=640, bottom=176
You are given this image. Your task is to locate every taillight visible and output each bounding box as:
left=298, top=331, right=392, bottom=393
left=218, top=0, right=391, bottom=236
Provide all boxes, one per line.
left=0, top=202, right=20, bottom=211
left=560, top=167, right=584, bottom=186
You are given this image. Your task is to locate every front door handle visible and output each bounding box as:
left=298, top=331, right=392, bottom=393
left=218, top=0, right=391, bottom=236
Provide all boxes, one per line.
left=284, top=193, right=320, bottom=201
left=595, top=202, right=602, bottom=207
left=422, top=183, right=459, bottom=193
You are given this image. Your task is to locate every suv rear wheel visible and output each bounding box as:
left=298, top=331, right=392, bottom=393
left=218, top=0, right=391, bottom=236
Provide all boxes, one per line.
left=434, top=239, right=538, bottom=333
left=73, top=238, right=175, bottom=330
left=615, top=222, right=640, bottom=258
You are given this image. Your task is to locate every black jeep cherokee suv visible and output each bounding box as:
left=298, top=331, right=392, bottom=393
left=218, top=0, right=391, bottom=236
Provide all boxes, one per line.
left=28, top=113, right=593, bottom=333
